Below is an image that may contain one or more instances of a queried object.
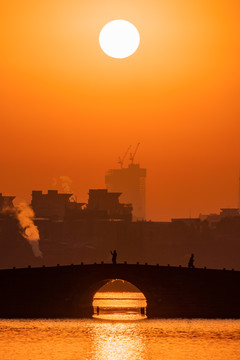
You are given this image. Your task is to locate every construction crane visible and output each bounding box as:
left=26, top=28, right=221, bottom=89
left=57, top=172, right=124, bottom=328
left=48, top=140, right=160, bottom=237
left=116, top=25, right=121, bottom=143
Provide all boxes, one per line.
left=129, top=142, right=140, bottom=164
left=118, top=145, right=131, bottom=168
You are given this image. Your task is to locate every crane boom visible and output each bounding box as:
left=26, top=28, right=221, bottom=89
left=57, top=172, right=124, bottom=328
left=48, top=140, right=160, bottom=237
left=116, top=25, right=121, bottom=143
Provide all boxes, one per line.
left=129, top=142, right=140, bottom=164
left=118, top=145, right=131, bottom=168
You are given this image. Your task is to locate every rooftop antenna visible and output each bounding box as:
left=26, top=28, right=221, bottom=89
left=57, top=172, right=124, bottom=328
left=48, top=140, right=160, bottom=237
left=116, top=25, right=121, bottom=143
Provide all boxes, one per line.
left=118, top=145, right=131, bottom=168
left=129, top=142, right=140, bottom=164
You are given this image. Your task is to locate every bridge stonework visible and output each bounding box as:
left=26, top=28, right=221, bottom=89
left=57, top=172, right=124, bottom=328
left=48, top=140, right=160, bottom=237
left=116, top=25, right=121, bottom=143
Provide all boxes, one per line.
left=0, top=264, right=239, bottom=318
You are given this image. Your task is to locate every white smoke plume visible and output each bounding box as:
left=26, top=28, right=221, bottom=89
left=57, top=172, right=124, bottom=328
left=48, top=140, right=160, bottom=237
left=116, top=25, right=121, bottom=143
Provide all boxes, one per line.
left=59, top=176, right=72, bottom=193
left=16, top=203, right=42, bottom=257
left=52, top=176, right=76, bottom=201
left=2, top=203, right=42, bottom=257
left=59, top=176, right=77, bottom=201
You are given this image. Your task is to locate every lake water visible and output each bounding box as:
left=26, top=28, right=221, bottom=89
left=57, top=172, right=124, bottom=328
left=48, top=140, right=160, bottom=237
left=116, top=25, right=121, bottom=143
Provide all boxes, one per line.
left=1, top=292, right=240, bottom=360
left=93, top=291, right=147, bottom=320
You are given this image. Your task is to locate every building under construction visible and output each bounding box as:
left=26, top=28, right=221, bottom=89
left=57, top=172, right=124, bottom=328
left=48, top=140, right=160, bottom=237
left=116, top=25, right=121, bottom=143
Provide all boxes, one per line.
left=105, top=144, right=147, bottom=220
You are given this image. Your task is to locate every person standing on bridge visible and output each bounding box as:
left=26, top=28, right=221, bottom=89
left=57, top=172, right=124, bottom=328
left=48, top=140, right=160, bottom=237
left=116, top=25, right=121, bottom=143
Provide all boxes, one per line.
left=188, top=253, right=195, bottom=268
left=111, top=250, right=117, bottom=265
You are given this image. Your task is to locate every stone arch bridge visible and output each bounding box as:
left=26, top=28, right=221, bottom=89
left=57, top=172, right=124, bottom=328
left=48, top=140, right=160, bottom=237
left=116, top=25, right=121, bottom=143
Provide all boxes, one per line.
left=0, top=263, right=240, bottom=318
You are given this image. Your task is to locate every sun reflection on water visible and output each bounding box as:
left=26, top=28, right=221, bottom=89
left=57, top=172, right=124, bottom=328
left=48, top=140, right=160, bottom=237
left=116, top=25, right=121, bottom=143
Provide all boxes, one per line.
left=89, top=321, right=146, bottom=360
left=1, top=319, right=240, bottom=360
left=92, top=291, right=147, bottom=321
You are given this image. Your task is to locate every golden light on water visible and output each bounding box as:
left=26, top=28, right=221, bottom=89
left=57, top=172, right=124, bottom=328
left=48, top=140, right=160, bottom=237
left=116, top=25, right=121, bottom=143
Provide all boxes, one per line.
left=92, top=280, right=147, bottom=320
left=1, top=319, right=240, bottom=360
left=90, top=322, right=146, bottom=360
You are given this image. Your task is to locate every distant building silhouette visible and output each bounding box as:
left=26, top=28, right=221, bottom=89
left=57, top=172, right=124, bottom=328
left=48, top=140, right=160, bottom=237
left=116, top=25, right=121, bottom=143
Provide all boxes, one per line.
left=171, top=218, right=201, bottom=227
left=31, top=190, right=72, bottom=220
left=87, top=189, right=132, bottom=221
left=2, top=189, right=240, bottom=270
left=199, top=208, right=240, bottom=227
left=105, top=163, right=146, bottom=221
left=31, top=189, right=132, bottom=221
left=220, top=208, right=240, bottom=218
left=0, top=193, right=15, bottom=212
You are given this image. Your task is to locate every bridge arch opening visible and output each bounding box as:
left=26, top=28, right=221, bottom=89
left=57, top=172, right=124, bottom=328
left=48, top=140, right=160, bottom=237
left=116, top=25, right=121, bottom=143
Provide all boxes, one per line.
left=92, top=279, right=147, bottom=320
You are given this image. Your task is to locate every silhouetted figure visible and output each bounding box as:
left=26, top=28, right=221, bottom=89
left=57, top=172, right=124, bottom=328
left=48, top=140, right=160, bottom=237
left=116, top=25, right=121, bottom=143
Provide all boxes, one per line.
left=96, top=306, right=100, bottom=315
left=111, top=250, right=117, bottom=265
left=188, top=253, right=195, bottom=268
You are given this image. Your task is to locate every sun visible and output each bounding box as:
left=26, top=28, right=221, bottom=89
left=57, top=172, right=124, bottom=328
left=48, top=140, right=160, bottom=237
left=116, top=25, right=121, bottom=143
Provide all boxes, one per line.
left=99, top=20, right=140, bottom=59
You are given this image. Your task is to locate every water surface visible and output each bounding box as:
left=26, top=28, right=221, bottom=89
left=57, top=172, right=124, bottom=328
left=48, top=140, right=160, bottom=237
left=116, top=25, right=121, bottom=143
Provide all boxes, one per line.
left=1, top=288, right=239, bottom=360
left=1, top=318, right=240, bottom=360
left=93, top=291, right=147, bottom=320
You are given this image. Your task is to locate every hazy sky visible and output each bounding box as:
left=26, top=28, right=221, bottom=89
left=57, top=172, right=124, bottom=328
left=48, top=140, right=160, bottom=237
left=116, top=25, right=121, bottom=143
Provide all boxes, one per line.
left=1, top=0, right=240, bottom=220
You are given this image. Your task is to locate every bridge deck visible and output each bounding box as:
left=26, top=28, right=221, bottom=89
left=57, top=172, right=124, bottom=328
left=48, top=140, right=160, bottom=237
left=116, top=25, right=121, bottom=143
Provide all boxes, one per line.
left=0, top=263, right=239, bottom=319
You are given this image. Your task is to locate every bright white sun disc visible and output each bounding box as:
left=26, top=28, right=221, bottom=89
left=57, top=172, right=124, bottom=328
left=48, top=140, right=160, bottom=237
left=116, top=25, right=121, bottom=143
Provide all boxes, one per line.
left=99, top=20, right=140, bottom=59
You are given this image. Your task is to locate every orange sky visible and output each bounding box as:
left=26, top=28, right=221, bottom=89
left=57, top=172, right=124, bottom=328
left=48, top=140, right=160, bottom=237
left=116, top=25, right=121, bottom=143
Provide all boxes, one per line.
left=1, top=0, right=240, bottom=220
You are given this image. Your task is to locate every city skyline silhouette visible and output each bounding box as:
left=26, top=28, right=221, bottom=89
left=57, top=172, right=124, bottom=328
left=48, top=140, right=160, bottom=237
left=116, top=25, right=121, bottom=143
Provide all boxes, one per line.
left=1, top=1, right=240, bottom=358
left=1, top=0, right=240, bottom=221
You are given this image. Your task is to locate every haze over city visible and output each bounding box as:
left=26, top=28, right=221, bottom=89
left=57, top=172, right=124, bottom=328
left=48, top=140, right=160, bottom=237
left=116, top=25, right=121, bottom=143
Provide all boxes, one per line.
left=1, top=1, right=240, bottom=360
left=1, top=0, right=240, bottom=221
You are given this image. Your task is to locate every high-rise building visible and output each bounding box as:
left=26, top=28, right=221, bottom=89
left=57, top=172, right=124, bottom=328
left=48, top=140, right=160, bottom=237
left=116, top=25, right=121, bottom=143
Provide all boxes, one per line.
left=105, top=163, right=146, bottom=220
